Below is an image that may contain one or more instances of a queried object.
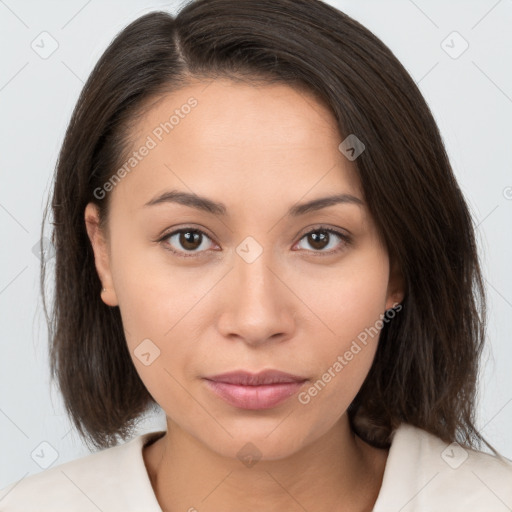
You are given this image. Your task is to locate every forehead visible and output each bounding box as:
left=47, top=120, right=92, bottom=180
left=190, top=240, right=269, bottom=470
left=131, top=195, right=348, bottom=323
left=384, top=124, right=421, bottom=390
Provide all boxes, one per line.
left=109, top=78, right=363, bottom=214
left=137, top=78, right=340, bottom=144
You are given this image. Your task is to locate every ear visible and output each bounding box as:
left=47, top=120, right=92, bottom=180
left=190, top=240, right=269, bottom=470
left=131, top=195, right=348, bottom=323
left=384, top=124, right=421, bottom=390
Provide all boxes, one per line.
left=84, top=202, right=119, bottom=307
left=385, top=256, right=405, bottom=310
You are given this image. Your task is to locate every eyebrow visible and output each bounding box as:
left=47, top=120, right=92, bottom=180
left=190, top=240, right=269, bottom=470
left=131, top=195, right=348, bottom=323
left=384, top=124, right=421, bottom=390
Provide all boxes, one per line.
left=143, top=189, right=364, bottom=216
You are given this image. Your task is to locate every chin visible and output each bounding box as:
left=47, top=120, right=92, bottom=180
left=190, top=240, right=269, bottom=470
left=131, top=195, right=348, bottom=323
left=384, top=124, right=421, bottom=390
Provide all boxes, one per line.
left=196, top=422, right=311, bottom=463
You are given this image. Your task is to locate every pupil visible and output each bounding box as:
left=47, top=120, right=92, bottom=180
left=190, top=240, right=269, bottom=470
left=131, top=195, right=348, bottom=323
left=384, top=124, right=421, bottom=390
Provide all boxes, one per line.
left=181, top=231, right=201, bottom=250
left=309, top=231, right=329, bottom=250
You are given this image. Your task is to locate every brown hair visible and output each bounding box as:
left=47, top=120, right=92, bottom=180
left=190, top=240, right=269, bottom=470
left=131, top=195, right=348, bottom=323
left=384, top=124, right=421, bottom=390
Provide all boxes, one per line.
left=41, top=0, right=498, bottom=455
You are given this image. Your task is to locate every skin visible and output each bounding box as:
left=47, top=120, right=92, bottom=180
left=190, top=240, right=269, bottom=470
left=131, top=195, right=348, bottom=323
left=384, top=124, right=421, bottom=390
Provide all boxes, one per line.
left=85, top=79, right=404, bottom=512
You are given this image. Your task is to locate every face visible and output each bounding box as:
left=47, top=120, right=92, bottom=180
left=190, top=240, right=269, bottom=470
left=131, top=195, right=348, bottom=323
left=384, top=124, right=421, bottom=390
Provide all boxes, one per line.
left=85, top=78, right=403, bottom=461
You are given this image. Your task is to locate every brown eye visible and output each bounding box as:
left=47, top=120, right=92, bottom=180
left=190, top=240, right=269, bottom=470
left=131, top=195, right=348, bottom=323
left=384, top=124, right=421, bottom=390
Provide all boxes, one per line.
left=179, top=230, right=202, bottom=250
left=295, top=227, right=350, bottom=254
left=307, top=231, right=330, bottom=250
left=159, top=225, right=350, bottom=258
left=161, top=228, right=215, bottom=256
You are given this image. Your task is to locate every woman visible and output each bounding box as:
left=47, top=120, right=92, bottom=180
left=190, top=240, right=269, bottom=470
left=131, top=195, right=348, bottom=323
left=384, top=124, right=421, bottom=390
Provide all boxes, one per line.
left=1, top=0, right=511, bottom=510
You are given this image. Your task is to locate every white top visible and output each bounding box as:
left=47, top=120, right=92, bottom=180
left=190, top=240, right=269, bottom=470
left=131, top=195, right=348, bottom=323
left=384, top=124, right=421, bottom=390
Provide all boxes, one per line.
left=1, top=423, right=511, bottom=511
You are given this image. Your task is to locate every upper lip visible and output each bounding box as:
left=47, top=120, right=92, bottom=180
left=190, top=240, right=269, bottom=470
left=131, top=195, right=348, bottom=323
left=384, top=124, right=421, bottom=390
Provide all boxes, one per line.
left=204, top=370, right=307, bottom=386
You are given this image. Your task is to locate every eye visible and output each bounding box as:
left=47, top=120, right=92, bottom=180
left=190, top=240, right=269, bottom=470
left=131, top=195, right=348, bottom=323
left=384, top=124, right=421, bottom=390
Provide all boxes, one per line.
left=158, top=225, right=351, bottom=258
left=294, top=227, right=350, bottom=255
left=159, top=228, right=217, bottom=257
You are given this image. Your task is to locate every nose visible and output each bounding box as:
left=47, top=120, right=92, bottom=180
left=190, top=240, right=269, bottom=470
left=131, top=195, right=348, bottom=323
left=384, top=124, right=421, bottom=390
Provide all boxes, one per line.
left=216, top=249, right=296, bottom=347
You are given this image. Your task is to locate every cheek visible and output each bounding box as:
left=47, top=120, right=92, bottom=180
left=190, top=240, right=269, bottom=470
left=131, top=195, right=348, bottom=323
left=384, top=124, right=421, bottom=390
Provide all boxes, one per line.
left=109, top=225, right=207, bottom=342
left=115, top=276, right=199, bottom=418
left=109, top=240, right=214, bottom=407
left=296, top=304, right=384, bottom=436
left=296, top=249, right=389, bottom=409
left=302, top=243, right=390, bottom=344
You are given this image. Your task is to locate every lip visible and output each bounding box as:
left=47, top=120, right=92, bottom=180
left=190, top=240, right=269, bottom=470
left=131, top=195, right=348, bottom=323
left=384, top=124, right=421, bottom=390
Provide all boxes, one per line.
left=205, top=369, right=307, bottom=385
left=203, top=370, right=308, bottom=410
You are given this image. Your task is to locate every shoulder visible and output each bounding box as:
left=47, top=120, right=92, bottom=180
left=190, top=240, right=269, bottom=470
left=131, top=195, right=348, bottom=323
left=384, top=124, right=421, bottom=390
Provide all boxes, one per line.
left=374, top=423, right=512, bottom=512
left=0, top=431, right=165, bottom=512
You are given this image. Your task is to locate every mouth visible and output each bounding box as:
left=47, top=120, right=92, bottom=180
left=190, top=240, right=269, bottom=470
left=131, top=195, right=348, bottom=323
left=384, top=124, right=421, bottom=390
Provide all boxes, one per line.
left=203, top=369, right=308, bottom=410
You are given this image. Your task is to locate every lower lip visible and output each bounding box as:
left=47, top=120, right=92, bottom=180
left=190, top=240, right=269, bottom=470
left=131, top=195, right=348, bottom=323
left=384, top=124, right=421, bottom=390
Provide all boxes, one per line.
left=204, top=379, right=306, bottom=410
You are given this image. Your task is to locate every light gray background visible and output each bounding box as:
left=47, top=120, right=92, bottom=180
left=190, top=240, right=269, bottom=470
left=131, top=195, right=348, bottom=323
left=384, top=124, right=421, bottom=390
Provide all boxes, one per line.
left=1, top=0, right=511, bottom=489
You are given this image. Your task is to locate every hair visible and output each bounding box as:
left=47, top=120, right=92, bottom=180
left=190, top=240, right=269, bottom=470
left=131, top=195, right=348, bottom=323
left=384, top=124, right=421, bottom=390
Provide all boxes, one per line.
left=40, top=0, right=501, bottom=457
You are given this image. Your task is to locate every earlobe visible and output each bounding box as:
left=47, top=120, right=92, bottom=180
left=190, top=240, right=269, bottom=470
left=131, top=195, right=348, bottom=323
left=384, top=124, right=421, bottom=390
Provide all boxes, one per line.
left=84, top=202, right=119, bottom=307
left=385, top=258, right=405, bottom=311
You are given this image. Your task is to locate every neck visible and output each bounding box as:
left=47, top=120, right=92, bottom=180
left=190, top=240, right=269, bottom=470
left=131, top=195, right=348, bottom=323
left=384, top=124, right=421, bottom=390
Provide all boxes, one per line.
left=143, top=414, right=389, bottom=512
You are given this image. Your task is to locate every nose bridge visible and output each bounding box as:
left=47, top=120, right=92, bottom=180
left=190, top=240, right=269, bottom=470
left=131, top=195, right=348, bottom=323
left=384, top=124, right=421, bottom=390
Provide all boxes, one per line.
left=237, top=245, right=275, bottom=302
left=234, top=233, right=278, bottom=298
left=218, top=240, right=295, bottom=343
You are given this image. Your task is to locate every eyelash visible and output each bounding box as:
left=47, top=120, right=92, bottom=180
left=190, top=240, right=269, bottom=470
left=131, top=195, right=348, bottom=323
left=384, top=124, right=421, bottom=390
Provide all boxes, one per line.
left=157, top=225, right=351, bottom=258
